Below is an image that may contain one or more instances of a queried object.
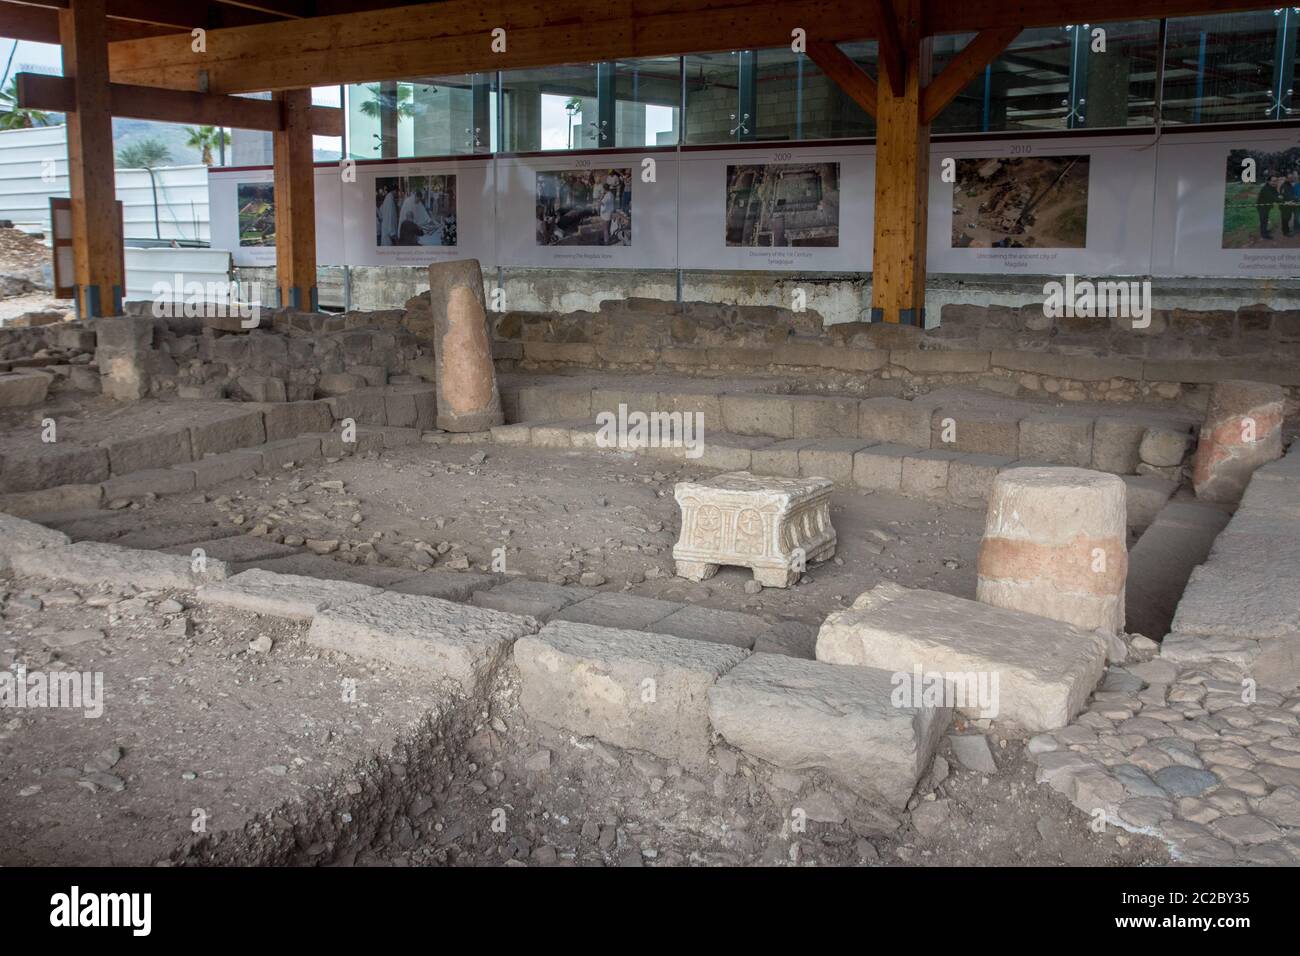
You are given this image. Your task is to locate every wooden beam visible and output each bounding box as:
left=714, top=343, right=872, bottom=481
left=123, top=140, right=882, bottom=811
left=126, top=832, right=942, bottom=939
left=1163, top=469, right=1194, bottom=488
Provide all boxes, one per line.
left=107, top=0, right=883, bottom=93
left=16, top=72, right=343, bottom=135
left=874, top=0, right=907, bottom=96
left=0, top=1, right=182, bottom=43
left=272, top=88, right=317, bottom=310
left=921, top=25, right=1019, bottom=124
left=805, top=40, right=876, bottom=118
left=7, top=0, right=300, bottom=28
left=59, top=0, right=124, bottom=319
left=871, top=0, right=929, bottom=326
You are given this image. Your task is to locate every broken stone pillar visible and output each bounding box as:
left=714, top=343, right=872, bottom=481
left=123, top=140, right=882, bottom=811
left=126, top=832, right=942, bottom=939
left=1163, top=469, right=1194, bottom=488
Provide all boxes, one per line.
left=976, top=466, right=1127, bottom=635
left=1191, top=379, right=1284, bottom=503
left=427, top=259, right=502, bottom=432
left=94, top=316, right=157, bottom=402
left=673, top=471, right=835, bottom=587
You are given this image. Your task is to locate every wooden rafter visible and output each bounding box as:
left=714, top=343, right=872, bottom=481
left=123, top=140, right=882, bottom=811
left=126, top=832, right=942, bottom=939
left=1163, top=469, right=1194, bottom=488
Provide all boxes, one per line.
left=16, top=71, right=343, bottom=134
left=805, top=40, right=877, bottom=118
left=921, top=25, right=1020, bottom=123
left=0, top=2, right=180, bottom=43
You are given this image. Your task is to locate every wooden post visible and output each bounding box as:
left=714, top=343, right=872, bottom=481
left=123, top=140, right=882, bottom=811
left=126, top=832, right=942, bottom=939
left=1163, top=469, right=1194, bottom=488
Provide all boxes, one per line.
left=272, top=89, right=317, bottom=311
left=870, top=0, right=930, bottom=326
left=59, top=0, right=124, bottom=318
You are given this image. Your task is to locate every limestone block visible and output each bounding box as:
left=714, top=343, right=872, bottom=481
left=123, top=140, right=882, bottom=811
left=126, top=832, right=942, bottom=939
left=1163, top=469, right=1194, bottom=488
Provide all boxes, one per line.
left=751, top=439, right=814, bottom=478
left=0, top=371, right=50, bottom=407
left=256, top=400, right=333, bottom=441
left=720, top=393, right=795, bottom=438
left=708, top=652, right=949, bottom=808
left=858, top=397, right=937, bottom=447
left=472, top=579, right=596, bottom=621
left=164, top=535, right=299, bottom=569
left=516, top=385, right=592, bottom=422
left=691, top=433, right=772, bottom=471
left=250, top=553, right=414, bottom=586
left=1122, top=474, right=1178, bottom=530
left=900, top=450, right=957, bottom=499
left=1018, top=414, right=1095, bottom=467
left=175, top=450, right=263, bottom=489
left=0, top=483, right=103, bottom=517
left=647, top=604, right=764, bottom=649
left=253, top=435, right=322, bottom=470
left=798, top=439, right=874, bottom=485
left=977, top=467, right=1128, bottom=634
left=101, top=467, right=196, bottom=500
left=189, top=409, right=266, bottom=458
left=1091, top=417, right=1147, bottom=474
left=325, top=388, right=388, bottom=426
left=554, top=592, right=682, bottom=629
left=385, top=384, right=437, bottom=430
left=514, top=620, right=748, bottom=769
left=1139, top=426, right=1193, bottom=468
left=388, top=570, right=500, bottom=602
left=816, top=582, right=1108, bottom=732
left=0, top=510, right=70, bottom=572
left=947, top=454, right=1013, bottom=505
left=0, top=443, right=110, bottom=494
left=10, top=540, right=227, bottom=590
left=428, top=259, right=503, bottom=432
left=101, top=428, right=193, bottom=475
left=852, top=443, right=910, bottom=492
left=930, top=407, right=1020, bottom=457
left=789, top=395, right=860, bottom=438
left=308, top=591, right=535, bottom=692
left=196, top=569, right=378, bottom=620
left=1192, top=380, right=1285, bottom=503
left=673, top=471, right=835, bottom=587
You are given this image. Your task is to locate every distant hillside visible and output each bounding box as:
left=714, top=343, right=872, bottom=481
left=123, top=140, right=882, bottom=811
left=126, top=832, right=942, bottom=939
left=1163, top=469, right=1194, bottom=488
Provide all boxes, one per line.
left=111, top=118, right=207, bottom=167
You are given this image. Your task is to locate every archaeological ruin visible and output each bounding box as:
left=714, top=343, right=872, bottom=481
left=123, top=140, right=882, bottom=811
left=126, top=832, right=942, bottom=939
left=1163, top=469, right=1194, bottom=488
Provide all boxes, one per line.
left=0, top=0, right=1296, bottom=929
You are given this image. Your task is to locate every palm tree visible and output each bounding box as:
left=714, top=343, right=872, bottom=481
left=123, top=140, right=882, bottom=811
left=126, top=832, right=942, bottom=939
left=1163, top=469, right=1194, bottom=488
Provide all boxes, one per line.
left=116, top=138, right=173, bottom=240
left=116, top=138, right=172, bottom=170
left=184, top=125, right=230, bottom=166
left=0, top=77, right=51, bottom=130
left=359, top=83, right=416, bottom=154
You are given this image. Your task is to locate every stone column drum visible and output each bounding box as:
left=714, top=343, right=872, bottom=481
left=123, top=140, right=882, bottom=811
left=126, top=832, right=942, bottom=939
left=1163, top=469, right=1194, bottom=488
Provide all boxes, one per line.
left=672, top=471, right=835, bottom=587
left=1192, top=379, right=1284, bottom=504
left=427, top=258, right=503, bottom=432
left=976, top=467, right=1128, bottom=635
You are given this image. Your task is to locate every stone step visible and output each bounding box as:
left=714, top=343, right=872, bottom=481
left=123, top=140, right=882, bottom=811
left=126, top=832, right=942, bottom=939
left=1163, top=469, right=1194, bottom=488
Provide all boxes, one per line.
left=708, top=651, right=950, bottom=809
left=195, top=568, right=379, bottom=620
left=513, top=619, right=750, bottom=770
left=8, top=539, right=229, bottom=590
left=501, top=379, right=1201, bottom=478
left=815, top=581, right=1109, bottom=732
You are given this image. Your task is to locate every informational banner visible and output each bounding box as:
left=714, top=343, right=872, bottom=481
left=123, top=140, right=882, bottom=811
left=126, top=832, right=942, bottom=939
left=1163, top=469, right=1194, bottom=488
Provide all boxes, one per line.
left=495, top=152, right=677, bottom=270
left=209, top=166, right=345, bottom=267
left=677, top=144, right=872, bottom=272
left=207, top=132, right=1300, bottom=278
left=925, top=135, right=1158, bottom=277
left=340, top=158, right=495, bottom=268
left=1151, top=127, right=1300, bottom=278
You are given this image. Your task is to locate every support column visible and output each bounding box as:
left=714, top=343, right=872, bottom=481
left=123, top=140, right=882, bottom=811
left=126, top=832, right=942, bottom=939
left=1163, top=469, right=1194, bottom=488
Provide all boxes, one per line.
left=870, top=0, right=930, bottom=326
left=273, top=89, right=317, bottom=311
left=59, top=0, right=124, bottom=319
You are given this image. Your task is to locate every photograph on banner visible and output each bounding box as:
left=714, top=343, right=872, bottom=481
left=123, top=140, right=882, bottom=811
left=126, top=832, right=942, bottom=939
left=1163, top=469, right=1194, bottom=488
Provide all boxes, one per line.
left=1223, top=147, right=1300, bottom=249
left=536, top=168, right=631, bottom=246
left=724, top=162, right=840, bottom=247
left=951, top=155, right=1090, bottom=249
left=376, top=174, right=457, bottom=247
left=238, top=183, right=275, bottom=247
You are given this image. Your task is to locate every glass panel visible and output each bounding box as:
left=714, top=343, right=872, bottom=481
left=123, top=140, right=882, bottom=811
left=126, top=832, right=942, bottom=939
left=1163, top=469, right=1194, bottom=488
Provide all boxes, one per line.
left=1077, top=20, right=1161, bottom=128
left=500, top=64, right=600, bottom=152
left=932, top=27, right=1075, bottom=134
left=346, top=74, right=495, bottom=159
left=751, top=43, right=876, bottom=141
left=683, top=52, right=742, bottom=145
left=614, top=57, right=680, bottom=147
left=311, top=85, right=342, bottom=161
left=1162, top=11, right=1282, bottom=125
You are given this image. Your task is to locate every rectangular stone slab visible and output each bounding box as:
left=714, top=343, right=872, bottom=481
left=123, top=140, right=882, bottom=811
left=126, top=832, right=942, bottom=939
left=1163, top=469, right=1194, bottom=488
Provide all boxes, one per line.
left=472, top=579, right=595, bottom=621
left=0, top=511, right=70, bottom=571
left=10, top=540, right=229, bottom=590
left=646, top=604, right=765, bottom=649
left=196, top=569, right=378, bottom=620
left=553, top=592, right=682, bottom=629
left=816, top=582, right=1107, bottom=732
left=308, top=591, right=536, bottom=693
left=387, top=569, right=500, bottom=602
left=708, top=652, right=949, bottom=809
left=514, top=620, right=749, bottom=769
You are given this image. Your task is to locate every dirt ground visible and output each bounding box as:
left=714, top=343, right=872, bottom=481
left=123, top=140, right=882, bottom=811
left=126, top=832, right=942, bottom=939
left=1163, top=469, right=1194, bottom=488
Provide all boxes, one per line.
left=0, top=438, right=1177, bottom=866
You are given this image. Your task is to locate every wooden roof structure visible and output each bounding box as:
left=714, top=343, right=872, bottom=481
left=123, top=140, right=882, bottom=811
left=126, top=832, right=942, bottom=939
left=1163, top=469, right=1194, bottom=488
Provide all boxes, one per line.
left=2, top=0, right=1280, bottom=318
